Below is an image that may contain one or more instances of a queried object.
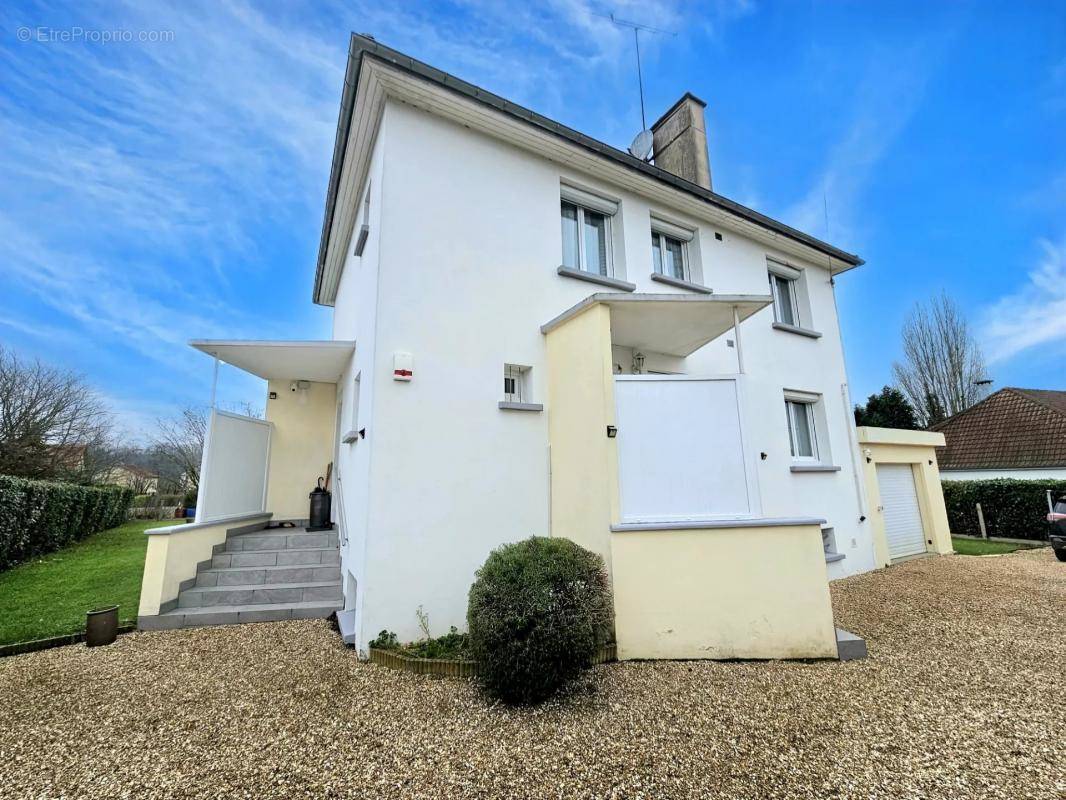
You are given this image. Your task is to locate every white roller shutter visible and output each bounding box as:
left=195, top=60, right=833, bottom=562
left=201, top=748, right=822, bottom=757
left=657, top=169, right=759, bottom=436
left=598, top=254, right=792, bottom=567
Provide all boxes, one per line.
left=876, top=464, right=927, bottom=560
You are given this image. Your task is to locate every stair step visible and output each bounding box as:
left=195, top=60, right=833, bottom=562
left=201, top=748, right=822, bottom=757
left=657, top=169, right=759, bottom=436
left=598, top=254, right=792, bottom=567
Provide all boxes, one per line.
left=140, top=601, right=341, bottom=630
left=225, top=531, right=339, bottom=552
left=195, top=564, right=341, bottom=588
left=211, top=547, right=339, bottom=569
left=178, top=581, right=342, bottom=609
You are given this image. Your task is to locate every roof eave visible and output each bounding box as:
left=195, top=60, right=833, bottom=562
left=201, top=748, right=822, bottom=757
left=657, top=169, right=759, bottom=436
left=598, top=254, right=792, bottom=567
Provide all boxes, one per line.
left=313, top=34, right=865, bottom=305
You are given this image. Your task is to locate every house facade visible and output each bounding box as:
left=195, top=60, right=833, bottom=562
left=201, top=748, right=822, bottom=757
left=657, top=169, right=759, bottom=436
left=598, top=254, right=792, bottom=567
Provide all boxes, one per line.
left=138, top=35, right=947, bottom=659
left=932, top=388, right=1066, bottom=481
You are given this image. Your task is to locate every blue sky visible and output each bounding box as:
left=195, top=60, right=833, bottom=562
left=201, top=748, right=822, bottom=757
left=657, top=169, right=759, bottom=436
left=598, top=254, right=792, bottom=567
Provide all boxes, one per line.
left=1, top=0, right=1063, bottom=440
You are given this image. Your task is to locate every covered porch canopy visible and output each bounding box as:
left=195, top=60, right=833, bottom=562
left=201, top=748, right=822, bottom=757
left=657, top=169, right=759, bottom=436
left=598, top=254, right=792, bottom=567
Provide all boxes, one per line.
left=189, top=339, right=355, bottom=525
left=190, top=339, right=356, bottom=384
left=540, top=293, right=772, bottom=361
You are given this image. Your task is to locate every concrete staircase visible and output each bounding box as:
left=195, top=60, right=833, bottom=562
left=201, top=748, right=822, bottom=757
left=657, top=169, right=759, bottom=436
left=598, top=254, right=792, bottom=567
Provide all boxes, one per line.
left=150, top=526, right=342, bottom=629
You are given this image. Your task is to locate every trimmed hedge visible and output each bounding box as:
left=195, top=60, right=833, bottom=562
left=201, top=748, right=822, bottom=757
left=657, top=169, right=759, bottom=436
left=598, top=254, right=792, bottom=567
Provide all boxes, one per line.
left=0, top=475, right=134, bottom=571
left=942, top=478, right=1066, bottom=541
left=468, top=536, right=612, bottom=705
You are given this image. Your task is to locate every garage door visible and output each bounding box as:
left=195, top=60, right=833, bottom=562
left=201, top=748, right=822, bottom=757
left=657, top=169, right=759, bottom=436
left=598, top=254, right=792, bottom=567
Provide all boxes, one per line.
left=876, top=464, right=927, bottom=560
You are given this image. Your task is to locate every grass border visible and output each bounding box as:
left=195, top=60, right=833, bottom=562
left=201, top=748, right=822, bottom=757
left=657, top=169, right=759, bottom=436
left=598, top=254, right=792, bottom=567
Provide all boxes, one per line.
left=369, top=641, right=618, bottom=678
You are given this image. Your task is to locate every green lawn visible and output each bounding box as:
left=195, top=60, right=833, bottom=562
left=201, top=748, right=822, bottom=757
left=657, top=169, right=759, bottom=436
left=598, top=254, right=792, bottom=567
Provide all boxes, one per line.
left=951, top=536, right=1039, bottom=556
left=0, top=518, right=166, bottom=645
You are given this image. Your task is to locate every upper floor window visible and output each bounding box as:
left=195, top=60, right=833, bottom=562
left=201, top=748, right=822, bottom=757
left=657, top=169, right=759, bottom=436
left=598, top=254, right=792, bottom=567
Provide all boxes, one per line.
left=561, top=201, right=611, bottom=276
left=768, top=260, right=807, bottom=328
left=652, top=231, right=686, bottom=281
left=769, top=272, right=798, bottom=325
left=560, top=184, right=619, bottom=277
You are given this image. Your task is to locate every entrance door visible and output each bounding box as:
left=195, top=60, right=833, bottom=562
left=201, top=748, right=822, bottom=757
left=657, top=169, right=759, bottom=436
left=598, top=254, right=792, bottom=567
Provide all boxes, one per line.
left=876, top=464, right=927, bottom=560
left=614, top=377, right=751, bottom=522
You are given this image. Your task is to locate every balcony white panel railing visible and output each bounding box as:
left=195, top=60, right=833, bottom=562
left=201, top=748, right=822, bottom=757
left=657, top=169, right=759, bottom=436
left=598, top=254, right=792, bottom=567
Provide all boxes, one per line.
left=195, top=409, right=273, bottom=523
left=614, top=375, right=758, bottom=523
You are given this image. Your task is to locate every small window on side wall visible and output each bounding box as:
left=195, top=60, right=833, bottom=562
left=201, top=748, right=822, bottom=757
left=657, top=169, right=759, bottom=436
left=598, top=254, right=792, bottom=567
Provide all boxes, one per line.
left=503, top=365, right=529, bottom=403
left=353, top=182, right=371, bottom=257
left=769, top=271, right=799, bottom=326
left=785, top=397, right=818, bottom=460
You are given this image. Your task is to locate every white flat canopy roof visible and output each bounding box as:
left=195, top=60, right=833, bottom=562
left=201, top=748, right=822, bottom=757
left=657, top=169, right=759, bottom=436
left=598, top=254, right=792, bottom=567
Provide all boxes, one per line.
left=190, top=340, right=355, bottom=382
left=541, top=293, right=772, bottom=357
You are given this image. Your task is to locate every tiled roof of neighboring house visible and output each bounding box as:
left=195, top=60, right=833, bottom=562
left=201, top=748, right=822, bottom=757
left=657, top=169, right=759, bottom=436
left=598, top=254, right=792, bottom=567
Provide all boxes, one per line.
left=931, top=388, right=1066, bottom=469
left=314, top=34, right=863, bottom=303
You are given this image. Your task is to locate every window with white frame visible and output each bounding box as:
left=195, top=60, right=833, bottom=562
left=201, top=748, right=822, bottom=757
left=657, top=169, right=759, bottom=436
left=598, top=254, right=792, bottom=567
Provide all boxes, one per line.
left=785, top=396, right=819, bottom=460
left=503, top=364, right=529, bottom=403
left=561, top=201, right=611, bottom=275
left=769, top=270, right=800, bottom=327
left=652, top=230, right=687, bottom=280
left=559, top=185, right=618, bottom=277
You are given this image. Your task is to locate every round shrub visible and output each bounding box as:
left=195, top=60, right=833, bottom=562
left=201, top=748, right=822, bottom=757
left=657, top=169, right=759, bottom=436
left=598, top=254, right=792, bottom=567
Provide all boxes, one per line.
left=467, top=536, right=612, bottom=704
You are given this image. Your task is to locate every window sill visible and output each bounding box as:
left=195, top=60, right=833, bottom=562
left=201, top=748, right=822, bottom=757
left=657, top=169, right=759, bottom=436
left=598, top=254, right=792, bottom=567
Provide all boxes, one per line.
left=650, top=273, right=713, bottom=294
left=825, top=552, right=846, bottom=564
left=612, top=516, right=827, bottom=532
left=557, top=266, right=635, bottom=292
left=790, top=464, right=842, bottom=473
left=773, top=322, right=822, bottom=339
left=498, top=401, right=543, bottom=412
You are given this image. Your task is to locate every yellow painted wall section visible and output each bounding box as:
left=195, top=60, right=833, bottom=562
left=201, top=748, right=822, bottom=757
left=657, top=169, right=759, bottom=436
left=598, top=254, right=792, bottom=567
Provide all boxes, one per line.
left=610, top=524, right=838, bottom=660
left=545, top=304, right=619, bottom=568
left=137, top=515, right=270, bottom=616
left=265, top=380, right=338, bottom=521
left=857, top=427, right=952, bottom=567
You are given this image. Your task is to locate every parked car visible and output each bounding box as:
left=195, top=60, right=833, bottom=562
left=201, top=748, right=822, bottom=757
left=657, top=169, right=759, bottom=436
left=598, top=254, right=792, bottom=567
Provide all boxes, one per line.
left=1048, top=495, right=1066, bottom=562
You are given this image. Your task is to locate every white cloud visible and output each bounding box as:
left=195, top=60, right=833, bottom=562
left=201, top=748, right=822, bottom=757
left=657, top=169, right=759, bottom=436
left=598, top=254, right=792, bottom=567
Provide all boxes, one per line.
left=979, top=237, right=1066, bottom=364
left=4, top=0, right=757, bottom=441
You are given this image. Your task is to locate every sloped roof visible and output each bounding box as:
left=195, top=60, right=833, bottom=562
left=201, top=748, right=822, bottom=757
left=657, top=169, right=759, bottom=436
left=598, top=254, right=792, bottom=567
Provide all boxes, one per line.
left=314, top=34, right=863, bottom=304
left=931, top=388, right=1066, bottom=469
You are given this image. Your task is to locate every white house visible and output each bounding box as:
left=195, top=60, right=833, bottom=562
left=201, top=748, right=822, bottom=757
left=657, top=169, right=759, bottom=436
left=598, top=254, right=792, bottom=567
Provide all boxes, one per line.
left=137, top=35, right=953, bottom=660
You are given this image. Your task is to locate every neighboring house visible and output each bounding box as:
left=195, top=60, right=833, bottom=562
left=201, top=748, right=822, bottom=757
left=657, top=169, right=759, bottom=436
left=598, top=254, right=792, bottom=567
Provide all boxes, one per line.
left=932, top=388, right=1066, bottom=481
left=137, top=35, right=952, bottom=659
left=103, top=465, right=159, bottom=494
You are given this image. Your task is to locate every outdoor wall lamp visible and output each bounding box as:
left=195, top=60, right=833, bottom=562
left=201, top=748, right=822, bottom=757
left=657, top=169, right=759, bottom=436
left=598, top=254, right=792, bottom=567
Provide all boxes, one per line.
left=606, top=425, right=618, bottom=438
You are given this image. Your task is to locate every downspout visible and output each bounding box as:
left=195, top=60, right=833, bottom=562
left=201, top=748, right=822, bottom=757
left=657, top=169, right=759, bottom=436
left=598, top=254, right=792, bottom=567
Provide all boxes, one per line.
left=829, top=276, right=869, bottom=524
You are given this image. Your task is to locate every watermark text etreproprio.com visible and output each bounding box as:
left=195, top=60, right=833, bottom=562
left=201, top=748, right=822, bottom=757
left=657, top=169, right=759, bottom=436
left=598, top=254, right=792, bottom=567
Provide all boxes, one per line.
left=16, top=26, right=175, bottom=44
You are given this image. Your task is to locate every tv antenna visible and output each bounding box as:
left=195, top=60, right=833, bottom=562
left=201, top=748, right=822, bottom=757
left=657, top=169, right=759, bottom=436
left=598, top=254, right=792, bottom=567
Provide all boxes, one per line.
left=594, top=12, right=676, bottom=160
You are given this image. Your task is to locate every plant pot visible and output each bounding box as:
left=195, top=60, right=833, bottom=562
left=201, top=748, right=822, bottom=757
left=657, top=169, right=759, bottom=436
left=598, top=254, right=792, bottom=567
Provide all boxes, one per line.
left=85, top=605, right=119, bottom=647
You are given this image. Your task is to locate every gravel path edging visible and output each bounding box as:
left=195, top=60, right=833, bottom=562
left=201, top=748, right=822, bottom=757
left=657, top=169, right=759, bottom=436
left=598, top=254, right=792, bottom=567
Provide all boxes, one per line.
left=0, top=623, right=136, bottom=658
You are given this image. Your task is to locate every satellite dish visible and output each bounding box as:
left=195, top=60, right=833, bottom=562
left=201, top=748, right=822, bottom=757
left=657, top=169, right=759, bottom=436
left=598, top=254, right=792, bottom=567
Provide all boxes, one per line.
left=629, top=129, right=654, bottom=161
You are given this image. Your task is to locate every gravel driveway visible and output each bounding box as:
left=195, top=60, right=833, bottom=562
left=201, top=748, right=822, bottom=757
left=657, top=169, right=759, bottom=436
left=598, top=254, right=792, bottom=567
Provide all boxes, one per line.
left=1, top=548, right=1063, bottom=799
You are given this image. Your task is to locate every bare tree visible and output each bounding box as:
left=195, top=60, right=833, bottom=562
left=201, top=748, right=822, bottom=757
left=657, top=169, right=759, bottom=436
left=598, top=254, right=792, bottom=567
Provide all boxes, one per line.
left=0, top=346, right=116, bottom=481
left=151, top=402, right=261, bottom=493
left=151, top=407, right=207, bottom=493
left=892, top=293, right=990, bottom=427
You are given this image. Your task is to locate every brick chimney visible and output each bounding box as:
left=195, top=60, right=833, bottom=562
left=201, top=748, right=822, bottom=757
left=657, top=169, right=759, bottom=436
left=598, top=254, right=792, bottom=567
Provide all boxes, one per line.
left=650, top=93, right=712, bottom=190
